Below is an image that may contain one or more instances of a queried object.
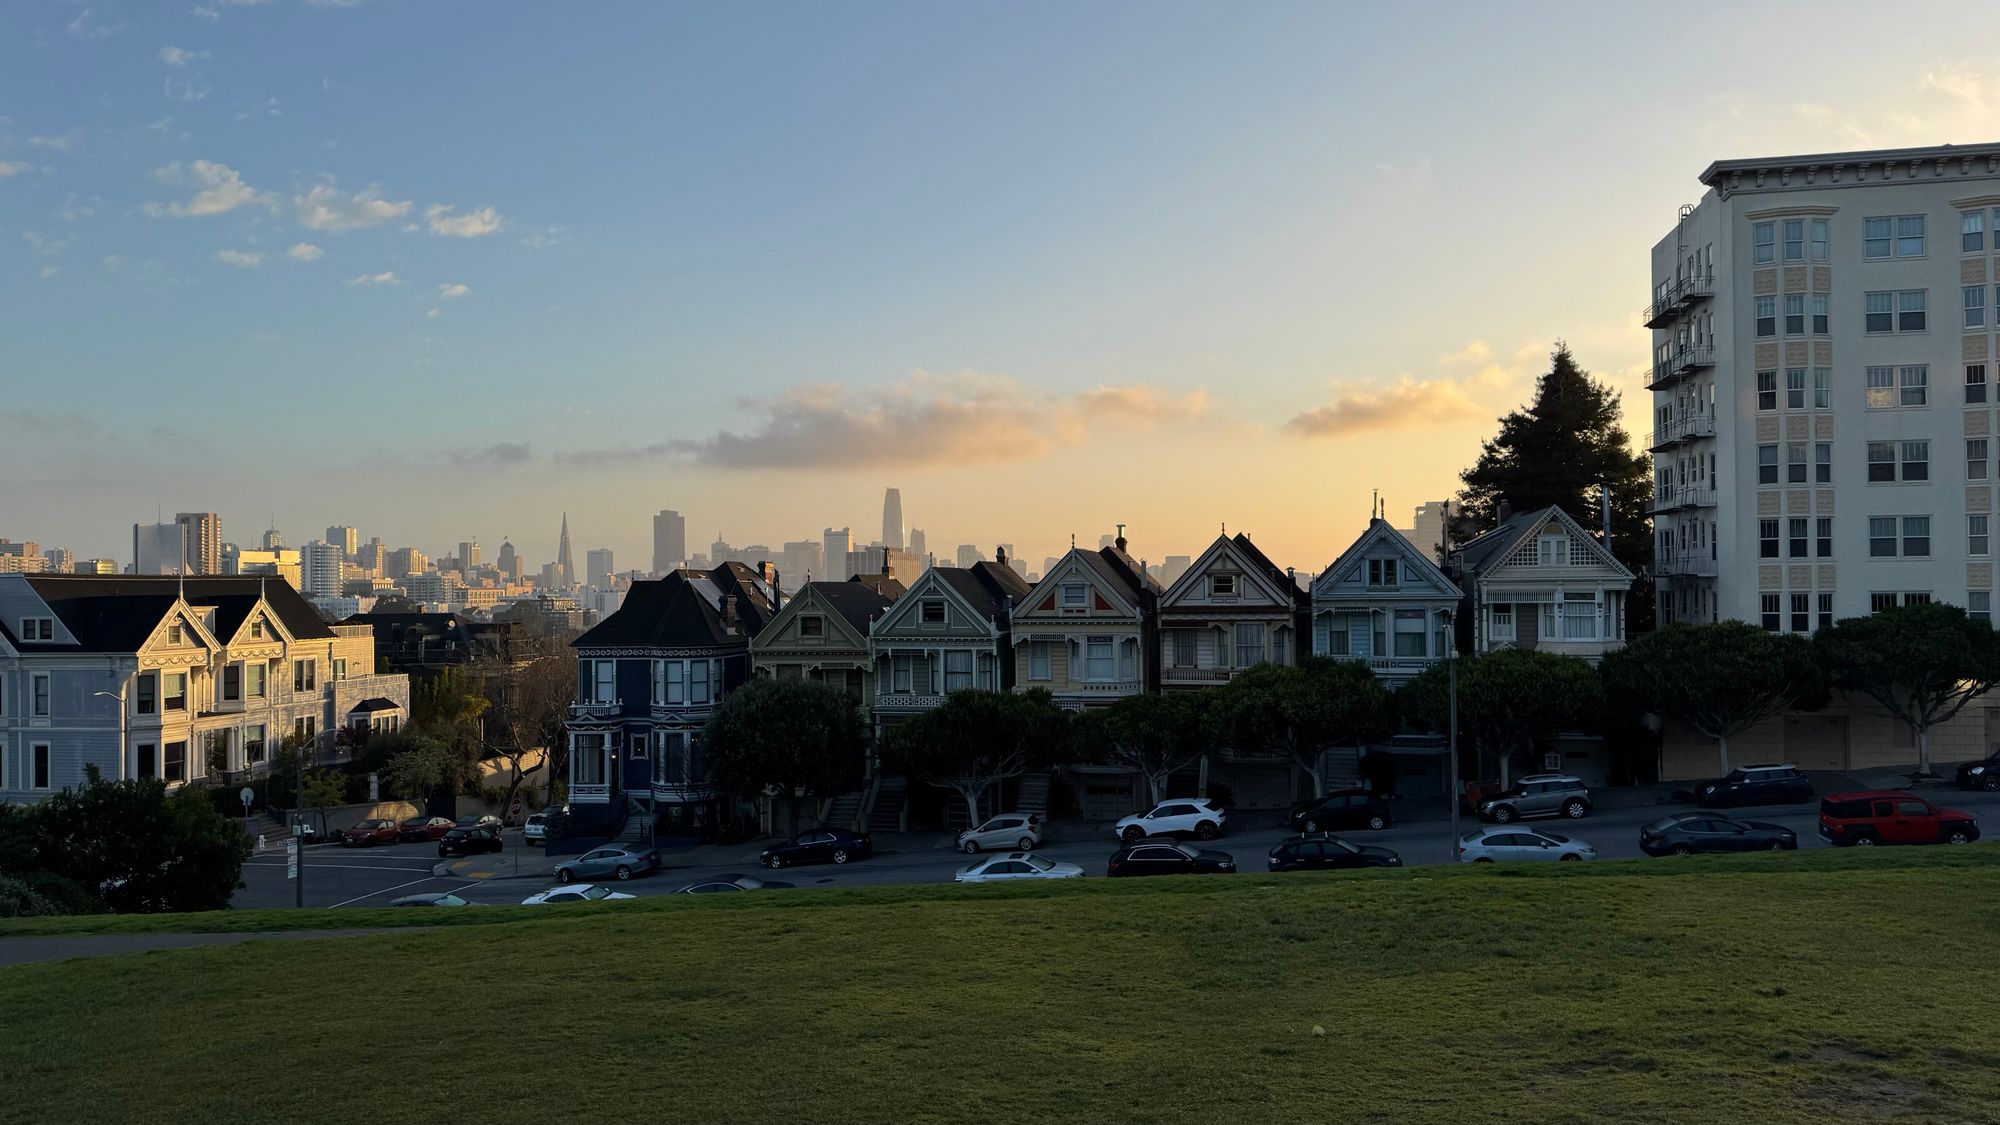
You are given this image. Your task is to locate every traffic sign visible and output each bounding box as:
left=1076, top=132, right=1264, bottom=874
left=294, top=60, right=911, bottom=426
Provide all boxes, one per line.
left=238, top=786, right=255, bottom=810
left=287, top=839, right=299, bottom=880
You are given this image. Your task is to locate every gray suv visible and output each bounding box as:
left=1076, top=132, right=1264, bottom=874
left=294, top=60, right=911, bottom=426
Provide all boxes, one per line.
left=1479, top=774, right=1591, bottom=823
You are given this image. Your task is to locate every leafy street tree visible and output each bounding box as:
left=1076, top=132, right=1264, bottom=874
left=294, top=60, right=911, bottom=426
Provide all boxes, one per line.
left=877, top=689, right=1070, bottom=826
left=1212, top=658, right=1394, bottom=798
left=1403, top=649, right=1603, bottom=786
left=1601, top=622, right=1826, bottom=775
left=1071, top=692, right=1215, bottom=808
left=30, top=765, right=252, bottom=913
left=1813, top=602, right=2000, bottom=778
left=478, top=636, right=576, bottom=820
left=300, top=770, right=348, bottom=809
left=705, top=677, right=870, bottom=830
left=382, top=735, right=452, bottom=801
left=410, top=666, right=490, bottom=794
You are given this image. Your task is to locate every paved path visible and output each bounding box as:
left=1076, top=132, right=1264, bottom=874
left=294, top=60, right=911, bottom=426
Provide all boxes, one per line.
left=0, top=928, right=425, bottom=969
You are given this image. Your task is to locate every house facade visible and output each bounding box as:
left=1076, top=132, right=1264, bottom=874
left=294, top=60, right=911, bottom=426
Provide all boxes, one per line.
left=1311, top=518, right=1464, bottom=686
left=1156, top=533, right=1308, bottom=688
left=563, top=563, right=781, bottom=842
left=868, top=559, right=1029, bottom=731
left=0, top=575, right=409, bottom=801
left=1010, top=537, right=1160, bottom=708
left=751, top=575, right=904, bottom=699
left=1446, top=505, right=1636, bottom=661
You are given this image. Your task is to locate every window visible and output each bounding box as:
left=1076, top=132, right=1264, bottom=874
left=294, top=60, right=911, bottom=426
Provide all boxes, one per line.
left=920, top=601, right=946, bottom=625
left=1559, top=594, right=1597, bottom=640
left=1871, top=591, right=1899, bottom=614
left=1970, top=365, right=1989, bottom=404
left=1760, top=594, right=1780, bottom=632
left=1815, top=442, right=1832, bottom=483
left=1084, top=636, right=1115, bottom=680
left=1791, top=593, right=1810, bottom=634
left=1866, top=367, right=1895, bottom=408
left=1756, top=370, right=1777, bottom=410
left=1819, top=593, right=1835, bottom=631
left=1059, top=583, right=1088, bottom=609
left=591, top=659, right=615, bottom=704
left=1027, top=640, right=1051, bottom=680
left=167, top=624, right=182, bottom=644
left=137, top=673, right=157, bottom=715
left=1786, top=442, right=1808, bottom=484
left=296, top=715, right=316, bottom=745
left=690, top=658, right=710, bottom=704
left=1811, top=294, right=1829, bottom=335
left=1870, top=517, right=1898, bottom=557
left=1537, top=536, right=1567, bottom=565
left=1865, top=292, right=1894, bottom=333
left=1813, top=367, right=1830, bottom=409
left=19, top=617, right=53, bottom=641
left=1210, top=574, right=1236, bottom=596
left=248, top=619, right=263, bottom=640
left=29, top=744, right=50, bottom=790
left=163, top=672, right=186, bottom=712
left=890, top=655, right=914, bottom=693
left=1810, top=218, right=1829, bottom=260
left=32, top=673, right=49, bottom=717
left=1965, top=210, right=1986, bottom=253
left=1974, top=440, right=1991, bottom=481
left=944, top=650, right=973, bottom=691
left=1753, top=221, right=1775, bottom=263
left=1759, top=519, right=1779, bottom=558
left=1896, top=290, right=1928, bottom=334
left=1786, top=368, right=1806, bottom=409
left=1782, top=219, right=1803, bottom=261
left=1864, top=216, right=1893, bottom=258
left=1973, top=515, right=1991, bottom=557
left=798, top=615, right=824, bottom=638
left=1367, top=558, right=1398, bottom=587
left=244, top=663, right=266, bottom=698
left=1784, top=294, right=1804, bottom=335
left=164, top=741, right=187, bottom=784
left=1906, top=592, right=1933, bottom=606
left=293, top=660, right=315, bottom=693
left=1899, top=215, right=1926, bottom=257
left=245, top=724, right=266, bottom=764
left=1967, top=286, right=1988, bottom=329
left=573, top=734, right=607, bottom=786
left=1758, top=444, right=1779, bottom=485
left=1788, top=518, right=1808, bottom=558
left=1901, top=366, right=1929, bottom=406
left=1323, top=615, right=1351, bottom=654
left=222, top=663, right=240, bottom=701
left=1901, top=440, right=1929, bottom=481
left=663, top=659, right=684, bottom=704
left=1755, top=295, right=1775, bottom=337
left=1971, top=591, right=1992, bottom=625
left=1237, top=622, right=1268, bottom=666
left=1816, top=517, right=1833, bottom=558
left=137, top=743, right=156, bottom=779
left=331, top=659, right=346, bottom=682
left=1169, top=630, right=1195, bottom=668
left=1903, top=516, right=1931, bottom=557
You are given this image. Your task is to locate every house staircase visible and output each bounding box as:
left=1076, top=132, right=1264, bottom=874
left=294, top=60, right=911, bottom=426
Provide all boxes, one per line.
left=1321, top=747, right=1362, bottom=791
left=824, top=789, right=865, bottom=832
left=613, top=797, right=653, bottom=846
left=867, top=775, right=908, bottom=833
left=1017, top=772, right=1051, bottom=817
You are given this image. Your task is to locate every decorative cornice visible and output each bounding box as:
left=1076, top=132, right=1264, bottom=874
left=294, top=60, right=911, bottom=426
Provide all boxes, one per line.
left=1950, top=193, right=2000, bottom=210
left=1740, top=204, right=1839, bottom=219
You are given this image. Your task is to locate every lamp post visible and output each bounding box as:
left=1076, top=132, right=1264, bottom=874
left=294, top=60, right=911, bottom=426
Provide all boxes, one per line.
left=91, top=684, right=128, bottom=781
left=1439, top=609, right=1460, bottom=864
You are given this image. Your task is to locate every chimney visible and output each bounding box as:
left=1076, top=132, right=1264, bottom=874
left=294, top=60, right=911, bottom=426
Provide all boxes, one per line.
left=1496, top=498, right=1512, bottom=526
left=1114, top=522, right=1127, bottom=553
left=758, top=560, right=779, bottom=597
left=879, top=550, right=892, bottom=578
left=994, top=545, right=1008, bottom=567
left=721, top=594, right=738, bottom=634
left=1600, top=482, right=1612, bottom=550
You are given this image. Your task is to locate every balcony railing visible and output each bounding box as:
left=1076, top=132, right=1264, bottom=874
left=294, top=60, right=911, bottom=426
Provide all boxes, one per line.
left=571, top=783, right=612, bottom=803
left=1641, top=273, right=1716, bottom=328
left=1655, top=554, right=1718, bottom=577
left=1647, top=485, right=1718, bottom=514
left=651, top=782, right=717, bottom=805
left=1160, top=667, right=1235, bottom=684
left=1645, top=414, right=1716, bottom=451
left=569, top=700, right=621, bottom=719
left=1646, top=345, right=1718, bottom=390
left=875, top=692, right=947, bottom=711
left=1065, top=681, right=1143, bottom=697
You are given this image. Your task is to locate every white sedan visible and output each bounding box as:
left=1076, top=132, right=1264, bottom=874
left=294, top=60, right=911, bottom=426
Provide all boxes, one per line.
left=954, top=852, right=1085, bottom=884
left=1113, top=798, right=1228, bottom=841
left=521, top=883, right=636, bottom=905
left=1457, top=827, right=1597, bottom=863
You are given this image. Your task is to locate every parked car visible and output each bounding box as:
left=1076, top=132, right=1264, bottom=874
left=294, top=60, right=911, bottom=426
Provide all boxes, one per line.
left=1818, top=791, right=1981, bottom=847
left=523, top=812, right=551, bottom=845
left=521, top=883, right=634, bottom=906
left=1288, top=790, right=1392, bottom=834
left=675, top=873, right=795, bottom=893
left=760, top=828, right=874, bottom=869
left=555, top=843, right=660, bottom=882
left=340, top=819, right=399, bottom=847
left=1106, top=840, right=1235, bottom=877
left=1113, top=798, right=1228, bottom=842
left=397, top=816, right=455, bottom=843
left=437, top=826, right=504, bottom=857
left=1693, top=764, right=1815, bottom=808
left=957, top=812, right=1044, bottom=854
left=1639, top=813, right=1797, bottom=856
left=454, top=813, right=504, bottom=832
left=1477, top=775, right=1591, bottom=823
left=387, top=891, right=477, bottom=907
left=955, top=852, right=1085, bottom=883
left=1265, top=834, right=1402, bottom=872
left=1457, top=826, right=1596, bottom=863
left=1954, top=752, right=2000, bottom=792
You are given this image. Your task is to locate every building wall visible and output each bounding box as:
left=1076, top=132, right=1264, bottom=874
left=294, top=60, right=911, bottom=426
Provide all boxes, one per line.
left=1658, top=695, right=1997, bottom=780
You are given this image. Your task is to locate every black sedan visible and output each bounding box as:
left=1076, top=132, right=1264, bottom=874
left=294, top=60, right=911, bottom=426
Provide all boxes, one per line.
left=1691, top=765, right=1814, bottom=808
left=1106, top=841, right=1235, bottom=877
left=1266, top=834, right=1402, bottom=872
left=1955, top=752, right=2000, bottom=791
left=1639, top=813, right=1797, bottom=856
left=437, top=826, right=504, bottom=857
left=676, top=873, right=796, bottom=893
left=1288, top=789, right=1393, bottom=833
left=760, top=828, right=874, bottom=869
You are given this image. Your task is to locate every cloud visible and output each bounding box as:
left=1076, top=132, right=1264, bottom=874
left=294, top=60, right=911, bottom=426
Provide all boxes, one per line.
left=347, top=271, right=401, bottom=286
left=425, top=308, right=441, bottom=319
left=165, top=74, right=212, bottom=102
left=39, top=265, right=59, bottom=280
left=1283, top=339, right=1540, bottom=440
left=436, top=282, right=469, bottom=298
left=0, top=410, right=97, bottom=437
left=158, top=46, right=209, bottom=66
left=29, top=130, right=81, bottom=153
left=66, top=8, right=126, bottom=39
left=304, top=0, right=370, bottom=7
left=22, top=231, right=70, bottom=256
left=455, top=441, right=531, bottom=466
left=557, top=371, right=1210, bottom=470
left=294, top=182, right=411, bottom=230
left=1791, top=102, right=1873, bottom=147
left=215, top=249, right=263, bottom=268
left=425, top=204, right=503, bottom=238
left=520, top=225, right=567, bottom=249
left=0, top=161, right=25, bottom=179
left=191, top=6, right=220, bottom=21
left=285, top=242, right=323, bottom=262
left=56, top=193, right=99, bottom=220
left=144, top=159, right=264, bottom=217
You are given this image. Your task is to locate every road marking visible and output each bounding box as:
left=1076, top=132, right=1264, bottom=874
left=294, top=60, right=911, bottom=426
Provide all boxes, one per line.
left=246, top=861, right=439, bottom=874
left=329, top=875, right=466, bottom=909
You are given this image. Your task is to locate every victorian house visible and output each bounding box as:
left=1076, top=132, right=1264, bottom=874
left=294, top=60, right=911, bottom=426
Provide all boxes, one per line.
left=1009, top=534, right=1160, bottom=709
left=868, top=557, right=1029, bottom=732
left=750, top=575, right=904, bottom=699
left=1157, top=532, right=1307, bottom=687
left=1445, top=505, right=1634, bottom=661
left=1311, top=518, right=1465, bottom=686
left=564, top=562, right=781, bottom=842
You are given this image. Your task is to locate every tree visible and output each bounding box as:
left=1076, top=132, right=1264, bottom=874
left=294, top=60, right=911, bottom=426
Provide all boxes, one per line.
left=1813, top=602, right=2000, bottom=778
left=704, top=678, right=870, bottom=829
left=1403, top=649, right=1603, bottom=786
left=30, top=765, right=252, bottom=913
left=381, top=735, right=452, bottom=801
left=1601, top=622, right=1825, bottom=775
left=300, top=771, right=348, bottom=809
left=410, top=666, right=489, bottom=794
left=477, top=636, right=575, bottom=821
left=1071, top=692, right=1215, bottom=808
left=1212, top=658, right=1395, bottom=798
left=877, top=689, right=1070, bottom=826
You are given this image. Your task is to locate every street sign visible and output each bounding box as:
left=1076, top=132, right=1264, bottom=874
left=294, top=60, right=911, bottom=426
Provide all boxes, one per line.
left=238, top=786, right=254, bottom=810
left=286, top=839, right=299, bottom=880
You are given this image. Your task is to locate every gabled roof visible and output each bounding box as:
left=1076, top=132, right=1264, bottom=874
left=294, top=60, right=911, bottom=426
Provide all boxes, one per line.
left=2, top=575, right=332, bottom=654
left=1088, top=544, right=1162, bottom=598
left=936, top=561, right=1031, bottom=618
left=1161, top=533, right=1301, bottom=610
left=572, top=564, right=783, bottom=650
left=1315, top=518, right=1464, bottom=598
left=805, top=580, right=902, bottom=637
left=1450, top=505, right=1634, bottom=580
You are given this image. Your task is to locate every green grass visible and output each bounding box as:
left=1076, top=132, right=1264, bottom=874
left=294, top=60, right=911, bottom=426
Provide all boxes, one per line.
left=4, top=850, right=2000, bottom=1125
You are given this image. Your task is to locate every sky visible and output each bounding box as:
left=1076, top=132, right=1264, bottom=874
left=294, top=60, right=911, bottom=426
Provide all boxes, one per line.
left=5, top=1, right=2000, bottom=578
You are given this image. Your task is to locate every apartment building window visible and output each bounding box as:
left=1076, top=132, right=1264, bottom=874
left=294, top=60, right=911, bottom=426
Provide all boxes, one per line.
left=1900, top=215, right=1927, bottom=256
left=1760, top=594, right=1781, bottom=632
left=1906, top=593, right=1933, bottom=606
left=1971, top=591, right=1992, bottom=625
left=293, top=660, right=315, bottom=693
left=163, top=741, right=187, bottom=784
left=1788, top=517, right=1809, bottom=558
left=1967, top=286, right=1988, bottom=329
left=221, top=664, right=240, bottom=701
left=1787, top=442, right=1808, bottom=483
left=1758, top=444, right=1779, bottom=484
left=1902, top=366, right=1929, bottom=406
left=1867, top=441, right=1896, bottom=482
left=1817, top=517, right=1833, bottom=557
left=1965, top=210, right=1986, bottom=253
left=1969, top=365, right=1989, bottom=404
left=245, top=724, right=266, bottom=764
left=1971, top=439, right=1989, bottom=481
left=1871, top=592, right=1898, bottom=613
left=1755, top=296, right=1775, bottom=337
left=1903, top=516, right=1931, bottom=557
left=163, top=672, right=186, bottom=712
left=1864, top=217, right=1892, bottom=258
left=943, top=650, right=973, bottom=691
left=1870, top=517, right=1898, bottom=556
left=332, top=658, right=346, bottom=682
left=30, top=744, right=50, bottom=791
left=1754, top=221, right=1775, bottom=264
left=1756, top=371, right=1777, bottom=410
left=1973, top=515, right=1992, bottom=557
left=591, top=659, right=615, bottom=704
left=1210, top=574, right=1236, bottom=596
left=137, top=673, right=157, bottom=715
left=1084, top=636, right=1116, bottom=681
left=920, top=601, right=947, bottom=625
left=1785, top=368, right=1806, bottom=408
left=1901, top=440, right=1929, bottom=480
left=1812, top=294, right=1830, bottom=335
left=32, top=674, right=49, bottom=717
left=1760, top=519, right=1780, bottom=558
left=1819, top=593, right=1835, bottom=631
left=137, top=743, right=156, bottom=778
left=1784, top=294, right=1805, bottom=335
left=1899, top=291, right=1927, bottom=332
left=244, top=663, right=266, bottom=698
left=1815, top=442, right=1832, bottom=483
left=1810, top=219, right=1829, bottom=260
left=1813, top=367, right=1830, bottom=408
left=1791, top=593, right=1810, bottom=633
left=1864, top=292, right=1893, bottom=333
left=1782, top=219, right=1804, bottom=261
left=1866, top=367, right=1895, bottom=408
left=296, top=715, right=316, bottom=746
left=1060, top=583, right=1088, bottom=609
left=1368, top=558, right=1398, bottom=587
left=1238, top=622, right=1270, bottom=665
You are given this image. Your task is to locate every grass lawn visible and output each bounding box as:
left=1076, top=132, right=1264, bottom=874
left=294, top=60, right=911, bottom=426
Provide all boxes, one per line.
left=4, top=850, right=1999, bottom=1125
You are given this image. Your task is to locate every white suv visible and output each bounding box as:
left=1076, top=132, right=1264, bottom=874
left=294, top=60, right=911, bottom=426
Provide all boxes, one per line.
left=1114, top=798, right=1227, bottom=842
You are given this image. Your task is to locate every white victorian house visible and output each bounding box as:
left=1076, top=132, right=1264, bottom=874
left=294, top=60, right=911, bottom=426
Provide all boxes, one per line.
left=1157, top=533, right=1306, bottom=687
left=1446, top=505, right=1635, bottom=661
left=1311, top=518, right=1464, bottom=686
left=1009, top=537, right=1159, bottom=708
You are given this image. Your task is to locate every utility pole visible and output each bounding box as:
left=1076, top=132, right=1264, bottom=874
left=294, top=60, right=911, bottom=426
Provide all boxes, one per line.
left=293, top=734, right=306, bottom=908
left=1444, top=609, right=1461, bottom=864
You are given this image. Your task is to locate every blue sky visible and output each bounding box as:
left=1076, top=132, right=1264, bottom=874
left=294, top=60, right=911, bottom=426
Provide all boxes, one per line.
left=5, top=1, right=1997, bottom=574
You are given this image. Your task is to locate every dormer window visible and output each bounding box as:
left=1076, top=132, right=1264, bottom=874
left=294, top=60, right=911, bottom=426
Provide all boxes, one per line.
left=921, top=601, right=947, bottom=625
left=167, top=623, right=183, bottom=645
left=249, top=619, right=265, bottom=640
left=1367, top=559, right=1398, bottom=588
left=1060, top=583, right=1088, bottom=609
left=799, top=615, right=825, bottom=638
left=1538, top=536, right=1567, bottom=566
left=1210, top=574, right=1236, bottom=596
left=19, top=617, right=54, bottom=642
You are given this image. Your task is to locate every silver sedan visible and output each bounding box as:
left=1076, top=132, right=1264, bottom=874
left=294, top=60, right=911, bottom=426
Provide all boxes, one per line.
left=1456, top=826, right=1597, bottom=863
left=954, top=851, right=1084, bottom=884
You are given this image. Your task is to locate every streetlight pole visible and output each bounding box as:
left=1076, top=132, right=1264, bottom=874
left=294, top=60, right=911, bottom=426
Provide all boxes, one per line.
left=91, top=684, right=128, bottom=781
left=1441, top=610, right=1460, bottom=864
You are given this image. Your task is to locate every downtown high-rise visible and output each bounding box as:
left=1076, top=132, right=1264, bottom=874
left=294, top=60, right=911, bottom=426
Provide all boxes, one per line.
left=653, top=509, right=686, bottom=574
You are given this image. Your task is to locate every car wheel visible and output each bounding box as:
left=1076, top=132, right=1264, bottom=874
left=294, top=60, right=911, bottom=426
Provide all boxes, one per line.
left=1122, top=826, right=1145, bottom=842
left=1194, top=821, right=1218, bottom=841
left=615, top=865, right=632, bottom=880
left=767, top=854, right=784, bottom=869
left=1699, top=784, right=1718, bottom=805
left=1562, top=800, right=1586, bottom=819
left=1491, top=805, right=1516, bottom=824
left=1018, top=836, right=1036, bottom=851
left=1303, top=819, right=1320, bottom=834
left=1985, top=775, right=2000, bottom=793
left=1671, top=843, right=1693, bottom=856
left=1766, top=840, right=1785, bottom=851
left=556, top=868, right=575, bottom=883
left=1946, top=828, right=1974, bottom=844
left=1559, top=853, right=1582, bottom=862
left=1473, top=857, right=1495, bottom=864
left=961, top=840, right=979, bottom=855
left=437, top=847, right=447, bottom=858
left=832, top=849, right=850, bottom=864
left=1853, top=834, right=1877, bottom=847
left=1367, top=815, right=1388, bottom=831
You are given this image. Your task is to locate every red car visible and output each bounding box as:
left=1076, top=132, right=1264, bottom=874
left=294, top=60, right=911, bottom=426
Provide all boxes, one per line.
left=397, top=816, right=455, bottom=843
left=1818, top=791, right=1980, bottom=847
left=341, top=818, right=400, bottom=847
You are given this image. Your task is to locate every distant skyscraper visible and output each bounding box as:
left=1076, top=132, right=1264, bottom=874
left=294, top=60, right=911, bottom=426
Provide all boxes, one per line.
left=1161, top=555, right=1193, bottom=587
left=556, top=513, right=575, bottom=586
left=653, top=509, right=686, bottom=574
left=497, top=538, right=520, bottom=580
left=175, top=512, right=221, bottom=575
left=909, top=527, right=926, bottom=564
left=781, top=540, right=824, bottom=585
left=1098, top=533, right=1117, bottom=550
left=132, top=523, right=181, bottom=574
left=261, top=525, right=284, bottom=550
left=457, top=540, right=482, bottom=571
left=882, top=488, right=904, bottom=551
left=955, top=544, right=982, bottom=568
left=1396, top=500, right=1452, bottom=562
left=387, top=547, right=427, bottom=579
left=709, top=534, right=734, bottom=566
left=822, top=527, right=853, bottom=582
left=42, top=546, right=73, bottom=574
left=354, top=537, right=387, bottom=575
left=325, top=525, right=360, bottom=557
left=300, top=540, right=345, bottom=596
left=586, top=547, right=614, bottom=589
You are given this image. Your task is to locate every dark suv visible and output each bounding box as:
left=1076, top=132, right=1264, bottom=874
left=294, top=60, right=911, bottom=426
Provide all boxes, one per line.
left=1954, top=752, right=2000, bottom=792
left=1694, top=764, right=1815, bottom=808
left=1288, top=790, right=1392, bottom=833
left=1478, top=775, right=1591, bottom=823
left=1818, top=791, right=1980, bottom=847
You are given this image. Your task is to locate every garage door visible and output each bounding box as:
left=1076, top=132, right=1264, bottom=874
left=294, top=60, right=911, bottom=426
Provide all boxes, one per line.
left=1783, top=715, right=1848, bottom=771
left=1081, top=780, right=1137, bottom=821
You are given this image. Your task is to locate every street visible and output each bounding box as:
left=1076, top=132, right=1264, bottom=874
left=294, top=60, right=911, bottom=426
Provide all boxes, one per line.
left=236, top=784, right=2000, bottom=909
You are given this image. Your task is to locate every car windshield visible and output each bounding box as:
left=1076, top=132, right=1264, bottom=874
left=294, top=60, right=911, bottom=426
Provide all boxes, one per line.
left=437, top=893, right=466, bottom=906
left=1538, top=832, right=1571, bottom=844
left=1643, top=816, right=1685, bottom=833
left=1460, top=831, right=1485, bottom=843
left=1024, top=855, right=1055, bottom=871
left=402, top=818, right=427, bottom=826
left=1329, top=838, right=1359, bottom=854
left=1171, top=843, right=1200, bottom=858
left=582, top=886, right=611, bottom=900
